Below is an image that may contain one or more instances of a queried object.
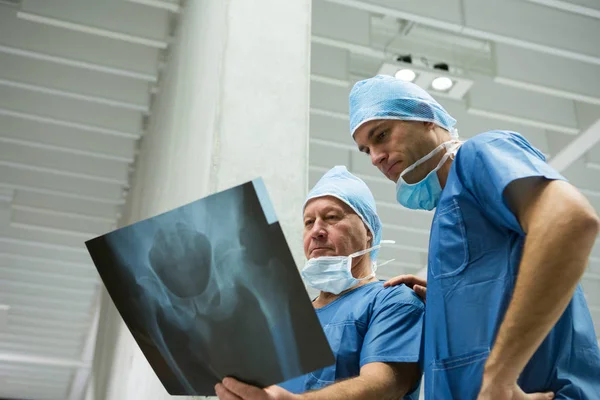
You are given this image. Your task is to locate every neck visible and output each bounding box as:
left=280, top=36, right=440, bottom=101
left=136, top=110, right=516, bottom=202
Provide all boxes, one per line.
left=437, top=157, right=453, bottom=189
left=314, top=255, right=376, bottom=308
left=434, top=128, right=455, bottom=189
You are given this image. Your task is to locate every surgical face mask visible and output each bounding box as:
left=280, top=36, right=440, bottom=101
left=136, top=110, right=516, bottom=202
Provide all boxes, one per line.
left=395, top=141, right=460, bottom=211
left=301, top=240, right=395, bottom=295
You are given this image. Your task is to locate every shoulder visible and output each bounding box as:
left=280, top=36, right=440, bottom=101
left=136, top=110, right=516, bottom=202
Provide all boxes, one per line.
left=458, top=130, right=545, bottom=161
left=371, top=282, right=425, bottom=313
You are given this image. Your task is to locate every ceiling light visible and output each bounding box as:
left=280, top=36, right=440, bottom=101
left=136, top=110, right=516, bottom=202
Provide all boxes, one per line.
left=431, top=76, right=453, bottom=91
left=395, top=69, right=416, bottom=82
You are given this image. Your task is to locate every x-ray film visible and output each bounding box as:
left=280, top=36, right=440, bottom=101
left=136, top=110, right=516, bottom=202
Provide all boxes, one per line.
left=85, top=179, right=334, bottom=395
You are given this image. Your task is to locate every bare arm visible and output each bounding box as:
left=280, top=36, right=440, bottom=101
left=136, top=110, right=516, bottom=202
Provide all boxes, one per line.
left=215, top=362, right=420, bottom=400
left=300, top=362, right=419, bottom=400
left=478, top=178, right=599, bottom=399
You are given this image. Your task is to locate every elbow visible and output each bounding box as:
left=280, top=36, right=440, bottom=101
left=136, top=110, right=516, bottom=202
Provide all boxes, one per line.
left=578, top=209, right=600, bottom=239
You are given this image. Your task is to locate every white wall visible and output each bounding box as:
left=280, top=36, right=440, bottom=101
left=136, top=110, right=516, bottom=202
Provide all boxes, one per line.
left=88, top=0, right=312, bottom=398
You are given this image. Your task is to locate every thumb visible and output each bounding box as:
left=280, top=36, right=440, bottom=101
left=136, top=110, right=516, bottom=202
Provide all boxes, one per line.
left=414, top=285, right=427, bottom=300
left=527, top=392, right=554, bottom=400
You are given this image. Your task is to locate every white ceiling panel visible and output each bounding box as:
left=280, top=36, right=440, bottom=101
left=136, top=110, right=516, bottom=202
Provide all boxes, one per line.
left=311, top=42, right=349, bottom=80
left=0, top=84, right=143, bottom=136
left=0, top=265, right=98, bottom=293
left=527, top=0, right=600, bottom=16
left=20, top=0, right=170, bottom=42
left=0, top=112, right=137, bottom=162
left=310, top=111, right=354, bottom=146
left=312, top=0, right=372, bottom=47
left=561, top=159, right=600, bottom=192
left=468, top=76, right=580, bottom=133
left=8, top=313, right=89, bottom=333
left=0, top=224, right=94, bottom=250
left=309, top=142, right=351, bottom=168
left=0, top=6, right=160, bottom=78
left=12, top=190, right=122, bottom=220
left=11, top=206, right=114, bottom=237
left=0, top=165, right=125, bottom=201
left=356, top=0, right=463, bottom=27
left=495, top=44, right=600, bottom=105
left=0, top=238, right=92, bottom=264
left=0, top=51, right=151, bottom=108
left=0, top=140, right=130, bottom=184
left=0, top=254, right=97, bottom=281
left=310, top=81, right=351, bottom=114
left=439, top=99, right=553, bottom=155
left=463, top=0, right=600, bottom=61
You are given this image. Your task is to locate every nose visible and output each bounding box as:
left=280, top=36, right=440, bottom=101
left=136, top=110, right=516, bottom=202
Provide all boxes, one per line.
left=310, top=220, right=328, bottom=240
left=370, top=148, right=387, bottom=167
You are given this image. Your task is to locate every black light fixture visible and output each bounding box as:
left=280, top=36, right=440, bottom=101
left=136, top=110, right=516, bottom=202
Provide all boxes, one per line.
left=431, top=62, right=453, bottom=91
left=396, top=54, right=413, bottom=64
left=433, top=62, right=450, bottom=71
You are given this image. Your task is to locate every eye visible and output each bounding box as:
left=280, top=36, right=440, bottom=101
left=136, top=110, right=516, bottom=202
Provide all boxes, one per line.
left=325, top=214, right=339, bottom=221
left=304, top=219, right=314, bottom=227
left=376, top=130, right=388, bottom=141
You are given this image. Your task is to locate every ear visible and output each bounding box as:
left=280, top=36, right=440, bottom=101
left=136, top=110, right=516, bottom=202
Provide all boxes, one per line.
left=424, top=122, right=436, bottom=131
left=366, top=229, right=373, bottom=245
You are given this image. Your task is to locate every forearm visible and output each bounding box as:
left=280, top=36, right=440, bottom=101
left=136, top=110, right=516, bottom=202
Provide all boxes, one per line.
left=298, top=375, right=401, bottom=400
left=484, top=198, right=599, bottom=384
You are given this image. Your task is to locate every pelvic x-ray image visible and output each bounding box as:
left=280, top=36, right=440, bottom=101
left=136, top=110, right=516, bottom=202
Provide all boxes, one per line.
left=85, top=179, right=334, bottom=396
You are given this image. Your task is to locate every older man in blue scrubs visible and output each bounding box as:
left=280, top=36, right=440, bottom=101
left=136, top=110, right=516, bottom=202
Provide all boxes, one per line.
left=215, top=166, right=424, bottom=400
left=350, top=75, right=600, bottom=399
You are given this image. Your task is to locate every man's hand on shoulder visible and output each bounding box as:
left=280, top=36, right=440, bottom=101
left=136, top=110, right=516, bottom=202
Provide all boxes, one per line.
left=384, top=274, right=427, bottom=302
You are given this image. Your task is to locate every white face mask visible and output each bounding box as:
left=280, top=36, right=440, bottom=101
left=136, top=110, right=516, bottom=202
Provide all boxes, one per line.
left=395, top=140, right=461, bottom=210
left=301, top=240, right=395, bottom=295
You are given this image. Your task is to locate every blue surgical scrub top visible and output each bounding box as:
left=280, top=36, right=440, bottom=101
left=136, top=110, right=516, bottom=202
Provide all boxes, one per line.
left=279, top=281, right=424, bottom=399
left=425, top=130, right=600, bottom=399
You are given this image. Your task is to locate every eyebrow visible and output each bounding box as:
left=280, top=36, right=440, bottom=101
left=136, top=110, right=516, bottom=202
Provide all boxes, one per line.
left=304, top=205, right=343, bottom=219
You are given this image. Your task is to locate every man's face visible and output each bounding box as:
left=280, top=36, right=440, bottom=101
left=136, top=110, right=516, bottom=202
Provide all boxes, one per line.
left=353, top=120, right=442, bottom=183
left=302, top=196, right=372, bottom=260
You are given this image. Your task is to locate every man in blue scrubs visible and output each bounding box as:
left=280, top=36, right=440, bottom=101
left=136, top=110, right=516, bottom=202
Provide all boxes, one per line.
left=215, top=166, right=424, bottom=400
left=349, top=75, right=600, bottom=399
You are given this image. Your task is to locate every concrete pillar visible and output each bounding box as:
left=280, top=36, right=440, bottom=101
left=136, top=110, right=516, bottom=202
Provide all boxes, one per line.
left=87, top=0, right=311, bottom=398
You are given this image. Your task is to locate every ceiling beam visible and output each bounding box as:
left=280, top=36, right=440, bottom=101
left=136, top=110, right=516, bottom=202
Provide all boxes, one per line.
left=0, top=352, right=89, bottom=369
left=0, top=8, right=160, bottom=78
left=0, top=86, right=143, bottom=137
left=0, top=44, right=156, bottom=82
left=526, top=0, right=600, bottom=19
left=17, top=11, right=168, bottom=49
left=0, top=139, right=130, bottom=185
left=126, top=0, right=180, bottom=13
left=0, top=78, right=148, bottom=112
left=0, top=115, right=137, bottom=163
left=0, top=108, right=141, bottom=140
left=550, top=119, right=600, bottom=171
left=0, top=165, right=125, bottom=203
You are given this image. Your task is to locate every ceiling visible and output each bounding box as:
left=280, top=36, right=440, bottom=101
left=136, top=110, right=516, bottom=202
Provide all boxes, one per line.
left=0, top=0, right=177, bottom=398
left=308, top=0, right=600, bottom=341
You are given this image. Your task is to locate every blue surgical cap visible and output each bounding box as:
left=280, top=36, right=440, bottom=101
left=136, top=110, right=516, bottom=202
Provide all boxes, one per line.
left=304, top=166, right=382, bottom=260
left=349, top=74, right=458, bottom=138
